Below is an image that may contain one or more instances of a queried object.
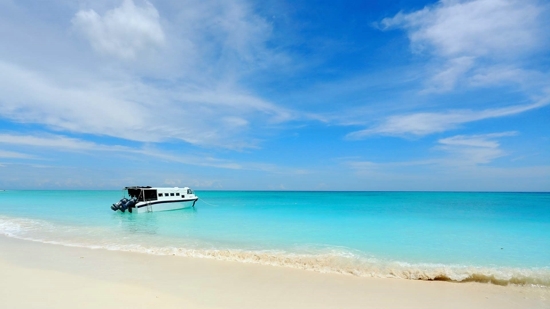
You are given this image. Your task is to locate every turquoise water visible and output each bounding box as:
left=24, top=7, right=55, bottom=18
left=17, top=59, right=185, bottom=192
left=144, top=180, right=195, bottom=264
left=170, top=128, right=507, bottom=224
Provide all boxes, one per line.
left=1, top=190, right=549, bottom=285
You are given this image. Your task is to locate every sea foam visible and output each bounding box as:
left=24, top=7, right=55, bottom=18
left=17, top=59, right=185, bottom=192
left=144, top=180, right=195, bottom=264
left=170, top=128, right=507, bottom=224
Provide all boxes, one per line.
left=1, top=215, right=548, bottom=287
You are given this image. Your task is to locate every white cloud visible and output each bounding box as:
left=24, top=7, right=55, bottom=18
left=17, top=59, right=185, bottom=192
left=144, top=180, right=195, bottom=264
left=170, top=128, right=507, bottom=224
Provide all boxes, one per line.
left=0, top=150, right=35, bottom=159
left=0, top=133, right=242, bottom=169
left=0, top=59, right=293, bottom=149
left=0, top=133, right=125, bottom=152
left=72, top=0, right=165, bottom=60
left=381, top=0, right=547, bottom=91
left=343, top=131, right=534, bottom=190
left=343, top=0, right=550, bottom=141
left=436, top=131, right=517, bottom=164
left=349, top=132, right=517, bottom=167
left=0, top=1, right=296, bottom=150
left=202, top=0, right=273, bottom=65
left=0, top=133, right=309, bottom=174
left=467, top=67, right=550, bottom=92
left=346, top=97, right=548, bottom=139
left=152, top=0, right=286, bottom=76
left=381, top=0, right=542, bottom=58
left=424, top=56, right=474, bottom=92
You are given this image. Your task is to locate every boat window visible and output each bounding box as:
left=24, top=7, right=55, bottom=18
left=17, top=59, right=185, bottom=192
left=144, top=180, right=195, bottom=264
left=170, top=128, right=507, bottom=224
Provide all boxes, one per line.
left=143, top=189, right=158, bottom=201
left=187, top=189, right=193, bottom=194
left=127, top=188, right=142, bottom=199
left=170, top=193, right=175, bottom=196
left=158, top=193, right=163, bottom=197
left=176, top=193, right=180, bottom=196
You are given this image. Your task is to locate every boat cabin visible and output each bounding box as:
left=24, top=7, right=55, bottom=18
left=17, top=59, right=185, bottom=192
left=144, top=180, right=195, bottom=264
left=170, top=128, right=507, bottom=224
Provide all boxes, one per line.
left=124, top=186, right=195, bottom=202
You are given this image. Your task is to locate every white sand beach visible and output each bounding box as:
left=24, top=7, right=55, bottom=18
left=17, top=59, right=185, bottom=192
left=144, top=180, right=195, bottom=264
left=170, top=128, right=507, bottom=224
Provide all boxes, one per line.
left=0, top=236, right=548, bottom=309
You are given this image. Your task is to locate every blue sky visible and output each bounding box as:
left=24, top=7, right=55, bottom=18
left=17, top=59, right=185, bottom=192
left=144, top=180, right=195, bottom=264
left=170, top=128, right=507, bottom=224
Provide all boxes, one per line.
left=0, top=0, right=549, bottom=190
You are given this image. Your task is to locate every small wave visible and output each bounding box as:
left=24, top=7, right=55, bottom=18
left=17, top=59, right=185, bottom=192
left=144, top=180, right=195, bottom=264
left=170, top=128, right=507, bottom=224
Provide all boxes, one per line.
left=155, top=249, right=550, bottom=286
left=0, top=216, right=54, bottom=236
left=1, top=216, right=549, bottom=287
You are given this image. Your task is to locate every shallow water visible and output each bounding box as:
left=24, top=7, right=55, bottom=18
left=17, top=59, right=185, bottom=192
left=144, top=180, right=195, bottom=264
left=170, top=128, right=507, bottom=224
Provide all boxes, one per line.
left=1, top=190, right=549, bottom=285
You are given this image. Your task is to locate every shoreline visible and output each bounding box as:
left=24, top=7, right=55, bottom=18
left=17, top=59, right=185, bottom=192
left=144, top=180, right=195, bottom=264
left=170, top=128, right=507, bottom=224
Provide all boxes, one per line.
left=1, top=220, right=547, bottom=286
left=1, top=235, right=549, bottom=309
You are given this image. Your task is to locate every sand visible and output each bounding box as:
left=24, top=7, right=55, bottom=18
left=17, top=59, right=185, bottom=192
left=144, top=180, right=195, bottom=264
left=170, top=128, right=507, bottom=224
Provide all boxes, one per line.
left=0, top=236, right=548, bottom=309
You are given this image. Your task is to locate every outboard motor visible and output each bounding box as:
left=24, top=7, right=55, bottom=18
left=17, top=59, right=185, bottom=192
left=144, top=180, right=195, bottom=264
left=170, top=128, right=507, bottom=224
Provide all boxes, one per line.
left=111, top=198, right=128, bottom=211
left=120, top=197, right=137, bottom=212
left=111, top=197, right=137, bottom=212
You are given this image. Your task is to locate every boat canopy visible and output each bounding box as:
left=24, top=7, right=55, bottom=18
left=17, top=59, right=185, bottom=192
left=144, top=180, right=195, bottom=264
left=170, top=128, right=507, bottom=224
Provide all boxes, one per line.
left=125, top=186, right=157, bottom=202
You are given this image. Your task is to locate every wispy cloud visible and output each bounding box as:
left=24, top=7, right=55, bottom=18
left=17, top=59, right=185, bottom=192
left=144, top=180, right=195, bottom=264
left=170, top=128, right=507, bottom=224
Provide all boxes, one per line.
left=0, top=133, right=308, bottom=174
left=72, top=0, right=165, bottom=60
left=0, top=0, right=296, bottom=149
left=381, top=0, right=543, bottom=58
left=0, top=0, right=548, bottom=190
left=347, top=131, right=517, bottom=169
left=343, top=131, right=529, bottom=189
left=424, top=56, right=474, bottom=92
left=0, top=133, right=241, bottom=169
left=436, top=131, right=518, bottom=165
left=346, top=97, right=548, bottom=139
left=0, top=133, right=125, bottom=151
left=380, top=0, right=547, bottom=92
left=341, top=0, right=550, bottom=141
left=0, top=59, right=293, bottom=149
left=0, top=150, right=35, bottom=159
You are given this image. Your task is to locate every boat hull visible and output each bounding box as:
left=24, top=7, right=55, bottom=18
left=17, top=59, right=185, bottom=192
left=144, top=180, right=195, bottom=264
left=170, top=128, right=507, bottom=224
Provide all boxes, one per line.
left=133, top=199, right=197, bottom=213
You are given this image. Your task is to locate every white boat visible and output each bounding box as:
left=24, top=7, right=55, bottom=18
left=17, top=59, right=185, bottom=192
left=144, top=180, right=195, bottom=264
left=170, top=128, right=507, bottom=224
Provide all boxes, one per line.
left=111, top=186, right=198, bottom=213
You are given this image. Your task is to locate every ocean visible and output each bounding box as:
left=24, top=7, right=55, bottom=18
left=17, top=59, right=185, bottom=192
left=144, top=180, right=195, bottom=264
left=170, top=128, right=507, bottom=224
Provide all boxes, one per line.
left=1, top=190, right=549, bottom=286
